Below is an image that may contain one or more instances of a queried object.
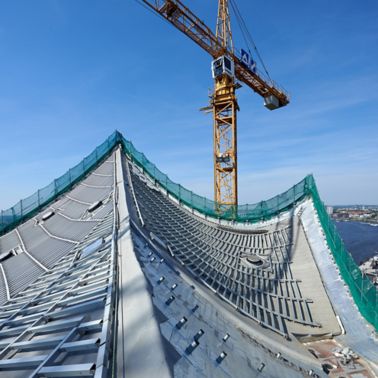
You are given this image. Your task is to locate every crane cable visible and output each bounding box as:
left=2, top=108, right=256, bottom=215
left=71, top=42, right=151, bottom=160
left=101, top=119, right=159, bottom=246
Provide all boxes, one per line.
left=229, top=0, right=272, bottom=80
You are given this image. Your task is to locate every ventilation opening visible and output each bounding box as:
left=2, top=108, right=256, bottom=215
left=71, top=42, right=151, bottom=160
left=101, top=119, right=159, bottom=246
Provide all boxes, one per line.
left=308, top=349, right=318, bottom=359
left=0, top=246, right=24, bottom=262
left=322, top=363, right=335, bottom=374
left=246, top=255, right=264, bottom=266
left=218, top=225, right=268, bottom=234
left=42, top=211, right=55, bottom=221
left=241, top=254, right=267, bottom=267
left=0, top=251, right=13, bottom=262
left=88, top=200, right=103, bottom=213
left=216, top=351, right=227, bottom=363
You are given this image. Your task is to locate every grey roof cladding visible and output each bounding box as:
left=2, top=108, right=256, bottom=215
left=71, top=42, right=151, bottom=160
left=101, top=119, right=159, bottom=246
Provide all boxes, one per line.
left=0, top=136, right=376, bottom=377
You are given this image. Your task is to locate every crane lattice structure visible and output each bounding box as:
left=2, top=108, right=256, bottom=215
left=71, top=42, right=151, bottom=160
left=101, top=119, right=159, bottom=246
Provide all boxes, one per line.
left=139, top=0, right=290, bottom=210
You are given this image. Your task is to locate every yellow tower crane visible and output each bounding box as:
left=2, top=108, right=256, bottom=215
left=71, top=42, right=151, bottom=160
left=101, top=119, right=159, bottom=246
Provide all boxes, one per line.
left=139, top=0, right=290, bottom=211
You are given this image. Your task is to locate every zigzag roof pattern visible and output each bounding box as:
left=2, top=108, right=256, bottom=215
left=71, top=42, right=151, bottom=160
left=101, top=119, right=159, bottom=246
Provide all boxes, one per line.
left=0, top=131, right=376, bottom=377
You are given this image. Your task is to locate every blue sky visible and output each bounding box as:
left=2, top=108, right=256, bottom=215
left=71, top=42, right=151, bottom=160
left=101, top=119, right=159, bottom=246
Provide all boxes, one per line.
left=0, top=0, right=377, bottom=209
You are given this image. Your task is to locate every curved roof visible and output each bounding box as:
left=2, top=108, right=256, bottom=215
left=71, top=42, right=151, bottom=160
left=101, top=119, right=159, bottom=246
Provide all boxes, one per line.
left=0, top=132, right=376, bottom=377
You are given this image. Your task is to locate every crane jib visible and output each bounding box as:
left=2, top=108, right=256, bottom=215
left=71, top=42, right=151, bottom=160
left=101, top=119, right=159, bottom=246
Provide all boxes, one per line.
left=141, top=0, right=289, bottom=108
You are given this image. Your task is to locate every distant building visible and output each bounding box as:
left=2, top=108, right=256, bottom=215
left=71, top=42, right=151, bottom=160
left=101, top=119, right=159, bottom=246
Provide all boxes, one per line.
left=326, top=206, right=334, bottom=215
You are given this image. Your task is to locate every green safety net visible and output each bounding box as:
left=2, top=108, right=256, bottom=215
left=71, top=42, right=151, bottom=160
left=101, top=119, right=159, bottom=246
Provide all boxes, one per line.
left=311, top=184, right=378, bottom=330
left=0, top=131, right=120, bottom=235
left=0, top=130, right=376, bottom=330
left=122, top=138, right=313, bottom=222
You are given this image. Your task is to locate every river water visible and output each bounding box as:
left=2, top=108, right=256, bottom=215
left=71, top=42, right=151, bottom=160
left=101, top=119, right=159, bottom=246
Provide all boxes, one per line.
left=335, top=221, right=378, bottom=264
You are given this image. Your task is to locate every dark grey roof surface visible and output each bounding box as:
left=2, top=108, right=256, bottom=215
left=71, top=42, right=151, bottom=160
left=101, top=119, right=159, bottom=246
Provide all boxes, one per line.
left=0, top=147, right=376, bottom=378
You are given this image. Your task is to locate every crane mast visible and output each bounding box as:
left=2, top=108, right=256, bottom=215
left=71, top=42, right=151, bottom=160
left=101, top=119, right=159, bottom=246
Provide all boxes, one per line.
left=138, top=0, right=290, bottom=212
left=212, top=0, right=238, bottom=208
left=216, top=0, right=233, bottom=52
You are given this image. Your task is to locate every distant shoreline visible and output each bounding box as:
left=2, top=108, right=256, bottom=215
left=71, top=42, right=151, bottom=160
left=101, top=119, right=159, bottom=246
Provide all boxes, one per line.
left=334, top=219, right=378, bottom=226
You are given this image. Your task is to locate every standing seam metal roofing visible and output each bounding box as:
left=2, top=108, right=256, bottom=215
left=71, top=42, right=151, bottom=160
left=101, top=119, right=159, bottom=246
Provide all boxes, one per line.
left=0, top=153, right=117, bottom=377
left=2, top=131, right=374, bottom=331
left=0, top=136, right=377, bottom=377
